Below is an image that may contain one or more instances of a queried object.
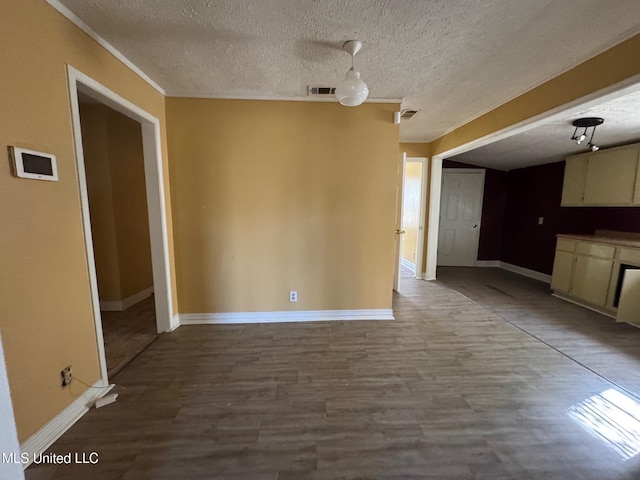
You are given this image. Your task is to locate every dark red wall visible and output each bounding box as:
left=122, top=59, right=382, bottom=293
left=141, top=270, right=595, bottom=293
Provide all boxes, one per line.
left=502, top=161, right=640, bottom=274
left=444, top=159, right=640, bottom=275
left=443, top=160, right=507, bottom=261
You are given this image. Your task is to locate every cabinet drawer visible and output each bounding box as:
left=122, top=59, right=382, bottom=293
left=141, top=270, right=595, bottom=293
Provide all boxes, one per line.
left=619, top=247, right=640, bottom=265
left=577, top=242, right=615, bottom=259
left=556, top=238, right=576, bottom=253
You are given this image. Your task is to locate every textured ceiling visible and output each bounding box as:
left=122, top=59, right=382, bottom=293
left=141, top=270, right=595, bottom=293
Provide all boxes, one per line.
left=56, top=0, right=640, bottom=142
left=451, top=89, right=640, bottom=171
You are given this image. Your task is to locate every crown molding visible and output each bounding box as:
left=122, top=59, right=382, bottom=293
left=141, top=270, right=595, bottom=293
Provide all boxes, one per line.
left=165, top=92, right=403, bottom=104
left=46, top=0, right=165, bottom=95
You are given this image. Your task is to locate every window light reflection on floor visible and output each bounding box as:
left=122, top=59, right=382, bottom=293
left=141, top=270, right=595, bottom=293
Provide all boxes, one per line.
left=567, top=388, right=640, bottom=461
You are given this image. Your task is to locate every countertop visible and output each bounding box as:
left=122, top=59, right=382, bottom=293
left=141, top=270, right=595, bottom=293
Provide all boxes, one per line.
left=557, top=230, right=640, bottom=249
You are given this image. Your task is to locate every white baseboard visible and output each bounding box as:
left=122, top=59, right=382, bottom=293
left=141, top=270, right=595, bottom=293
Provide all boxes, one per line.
left=460, top=260, right=552, bottom=283
left=476, top=260, right=500, bottom=267
left=20, top=381, right=114, bottom=468
left=99, top=286, right=154, bottom=312
left=168, top=313, right=180, bottom=331
left=179, top=309, right=395, bottom=325
left=400, top=258, right=416, bottom=272
left=498, top=262, right=552, bottom=284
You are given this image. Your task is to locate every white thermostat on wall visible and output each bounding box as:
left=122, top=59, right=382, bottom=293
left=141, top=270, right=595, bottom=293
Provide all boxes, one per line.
left=9, top=146, right=58, bottom=181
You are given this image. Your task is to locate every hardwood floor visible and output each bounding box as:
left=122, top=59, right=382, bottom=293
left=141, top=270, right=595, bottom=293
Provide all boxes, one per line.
left=436, top=266, right=640, bottom=397
left=101, top=296, right=158, bottom=376
left=25, top=268, right=640, bottom=479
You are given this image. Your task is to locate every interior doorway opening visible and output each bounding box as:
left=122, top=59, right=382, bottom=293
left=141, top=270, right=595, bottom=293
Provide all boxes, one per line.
left=77, top=94, right=158, bottom=376
left=67, top=66, right=174, bottom=383
left=395, top=156, right=428, bottom=291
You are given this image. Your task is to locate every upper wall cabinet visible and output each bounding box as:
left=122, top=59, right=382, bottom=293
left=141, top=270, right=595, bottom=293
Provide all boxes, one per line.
left=561, top=143, right=640, bottom=206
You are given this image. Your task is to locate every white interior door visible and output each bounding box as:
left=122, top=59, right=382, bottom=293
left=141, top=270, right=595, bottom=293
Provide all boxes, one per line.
left=437, top=169, right=484, bottom=266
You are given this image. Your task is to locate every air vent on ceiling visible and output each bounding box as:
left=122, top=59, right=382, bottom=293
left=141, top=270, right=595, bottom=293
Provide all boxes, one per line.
left=401, top=109, right=418, bottom=119
left=308, top=86, right=336, bottom=96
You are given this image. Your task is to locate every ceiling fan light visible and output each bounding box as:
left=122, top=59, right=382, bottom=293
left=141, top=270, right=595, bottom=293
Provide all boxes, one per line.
left=335, top=67, right=369, bottom=107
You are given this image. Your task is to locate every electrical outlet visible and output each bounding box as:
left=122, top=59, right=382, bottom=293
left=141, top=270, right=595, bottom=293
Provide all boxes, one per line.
left=289, top=290, right=298, bottom=303
left=61, top=366, right=72, bottom=387
left=538, top=217, right=544, bottom=225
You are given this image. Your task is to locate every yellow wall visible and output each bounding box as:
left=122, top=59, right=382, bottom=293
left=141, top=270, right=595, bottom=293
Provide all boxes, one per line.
left=400, top=142, right=431, bottom=158
left=0, top=0, right=175, bottom=442
left=167, top=98, right=400, bottom=313
left=81, top=104, right=154, bottom=301
left=431, top=33, right=640, bottom=155
left=81, top=104, right=122, bottom=300
left=401, top=162, right=423, bottom=265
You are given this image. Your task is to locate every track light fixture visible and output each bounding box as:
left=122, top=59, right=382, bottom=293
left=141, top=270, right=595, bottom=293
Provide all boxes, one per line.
left=570, top=117, right=604, bottom=151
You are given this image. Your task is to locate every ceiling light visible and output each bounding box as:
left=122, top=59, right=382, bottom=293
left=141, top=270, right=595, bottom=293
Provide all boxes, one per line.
left=570, top=117, right=604, bottom=150
left=335, top=40, right=369, bottom=107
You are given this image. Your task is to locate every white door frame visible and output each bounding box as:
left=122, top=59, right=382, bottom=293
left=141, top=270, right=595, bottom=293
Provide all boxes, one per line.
left=402, top=157, right=428, bottom=278
left=67, top=66, right=174, bottom=384
left=393, top=153, right=407, bottom=291
left=438, top=168, right=485, bottom=267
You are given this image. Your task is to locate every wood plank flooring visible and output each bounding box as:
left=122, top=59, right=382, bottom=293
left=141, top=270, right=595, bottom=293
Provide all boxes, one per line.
left=101, top=296, right=158, bottom=376
left=25, top=268, right=640, bottom=479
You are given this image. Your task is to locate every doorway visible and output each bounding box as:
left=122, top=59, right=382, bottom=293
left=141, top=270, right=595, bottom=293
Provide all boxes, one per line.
left=67, top=66, right=174, bottom=383
left=395, top=156, right=428, bottom=290
left=77, top=94, right=158, bottom=376
left=437, top=169, right=485, bottom=266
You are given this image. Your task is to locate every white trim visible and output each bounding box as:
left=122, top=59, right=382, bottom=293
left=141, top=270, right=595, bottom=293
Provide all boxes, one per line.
left=164, top=92, right=403, bottom=103
left=476, top=260, right=500, bottom=267
left=499, top=262, right=552, bottom=284
left=406, top=157, right=429, bottom=279
left=169, top=313, right=180, bottom=331
left=446, top=259, right=552, bottom=283
left=67, top=66, right=175, bottom=392
left=46, top=1, right=164, bottom=95
left=180, top=309, right=395, bottom=325
left=552, top=293, right=615, bottom=319
left=394, top=152, right=407, bottom=292
left=425, top=157, right=442, bottom=280
left=0, top=334, right=24, bottom=480
left=20, top=381, right=114, bottom=469
left=401, top=257, right=416, bottom=272
left=99, top=286, right=154, bottom=311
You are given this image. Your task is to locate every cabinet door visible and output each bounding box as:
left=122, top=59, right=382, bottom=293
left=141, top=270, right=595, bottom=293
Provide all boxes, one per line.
left=551, top=250, right=575, bottom=293
left=617, top=270, right=640, bottom=326
left=561, top=156, right=587, bottom=206
left=583, top=147, right=639, bottom=205
left=571, top=255, right=613, bottom=307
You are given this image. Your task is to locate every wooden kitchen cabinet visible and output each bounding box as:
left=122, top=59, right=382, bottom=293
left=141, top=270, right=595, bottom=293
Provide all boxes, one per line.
left=570, top=254, right=614, bottom=307
left=560, top=143, right=640, bottom=207
left=617, top=270, right=640, bottom=326
left=583, top=147, right=639, bottom=205
left=561, top=155, right=587, bottom=206
left=551, top=233, right=640, bottom=322
left=550, top=238, right=576, bottom=294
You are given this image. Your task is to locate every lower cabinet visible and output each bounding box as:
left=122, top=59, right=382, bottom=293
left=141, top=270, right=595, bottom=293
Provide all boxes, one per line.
left=550, top=250, right=574, bottom=294
left=551, top=238, right=616, bottom=311
left=618, top=270, right=640, bottom=326
left=570, top=255, right=613, bottom=307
